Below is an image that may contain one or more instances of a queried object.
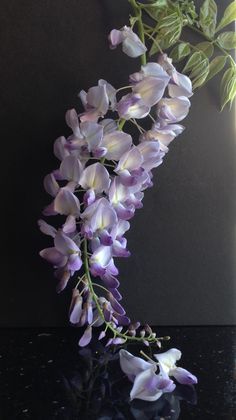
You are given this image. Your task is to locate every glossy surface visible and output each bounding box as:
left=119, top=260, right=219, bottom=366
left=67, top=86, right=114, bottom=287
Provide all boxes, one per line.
left=0, top=326, right=235, bottom=419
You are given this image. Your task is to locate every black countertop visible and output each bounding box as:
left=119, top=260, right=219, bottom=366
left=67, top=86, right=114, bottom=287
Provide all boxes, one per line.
left=0, top=326, right=235, bottom=419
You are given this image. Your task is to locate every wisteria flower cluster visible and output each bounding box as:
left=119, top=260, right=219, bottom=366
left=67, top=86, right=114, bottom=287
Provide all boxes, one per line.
left=119, top=347, right=197, bottom=401
left=39, top=24, right=192, bottom=349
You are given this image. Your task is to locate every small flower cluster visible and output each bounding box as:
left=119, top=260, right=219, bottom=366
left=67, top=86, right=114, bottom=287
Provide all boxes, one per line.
left=39, top=26, right=192, bottom=347
left=119, top=347, right=197, bottom=401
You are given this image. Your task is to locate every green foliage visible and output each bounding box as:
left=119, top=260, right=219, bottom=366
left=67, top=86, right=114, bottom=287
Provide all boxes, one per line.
left=170, top=42, right=191, bottom=62
left=216, top=32, right=236, bottom=50
left=200, top=0, right=217, bottom=39
left=216, top=1, right=236, bottom=32
left=138, top=0, right=168, bottom=22
left=220, top=65, right=236, bottom=110
left=195, top=41, right=214, bottom=58
left=183, top=51, right=209, bottom=88
left=137, top=0, right=236, bottom=109
left=149, top=12, right=183, bottom=54
left=205, top=55, right=227, bottom=83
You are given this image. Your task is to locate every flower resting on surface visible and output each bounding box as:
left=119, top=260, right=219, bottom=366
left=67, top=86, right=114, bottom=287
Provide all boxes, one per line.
left=119, top=348, right=197, bottom=401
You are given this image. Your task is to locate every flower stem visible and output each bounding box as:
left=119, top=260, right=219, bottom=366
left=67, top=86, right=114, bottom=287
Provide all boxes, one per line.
left=129, top=0, right=147, bottom=65
left=118, top=118, right=126, bottom=131
left=82, top=239, right=164, bottom=345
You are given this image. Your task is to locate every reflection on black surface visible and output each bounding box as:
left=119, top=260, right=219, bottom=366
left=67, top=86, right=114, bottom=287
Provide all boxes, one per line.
left=0, top=330, right=197, bottom=420
left=1, top=326, right=236, bottom=419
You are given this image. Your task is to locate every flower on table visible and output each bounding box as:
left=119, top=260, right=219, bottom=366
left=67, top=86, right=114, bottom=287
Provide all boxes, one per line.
left=119, top=348, right=197, bottom=401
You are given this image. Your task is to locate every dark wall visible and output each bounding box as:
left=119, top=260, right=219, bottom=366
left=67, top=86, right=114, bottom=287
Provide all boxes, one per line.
left=0, top=0, right=235, bottom=326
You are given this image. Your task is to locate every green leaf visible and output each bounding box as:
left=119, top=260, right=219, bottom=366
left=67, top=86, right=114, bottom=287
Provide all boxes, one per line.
left=220, top=66, right=236, bottom=110
left=183, top=51, right=204, bottom=72
left=216, top=31, right=236, bottom=50
left=183, top=51, right=209, bottom=89
left=149, top=12, right=183, bottom=54
left=195, top=41, right=214, bottom=58
left=200, top=0, right=217, bottom=39
left=169, top=42, right=191, bottom=62
left=216, top=1, right=236, bottom=32
left=205, top=55, right=227, bottom=83
left=140, top=0, right=168, bottom=21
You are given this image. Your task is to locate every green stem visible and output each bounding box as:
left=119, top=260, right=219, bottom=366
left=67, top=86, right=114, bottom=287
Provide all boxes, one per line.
left=129, top=0, right=147, bottom=65
left=144, top=32, right=163, bottom=54
left=82, top=239, right=163, bottom=345
left=118, top=118, right=126, bottom=131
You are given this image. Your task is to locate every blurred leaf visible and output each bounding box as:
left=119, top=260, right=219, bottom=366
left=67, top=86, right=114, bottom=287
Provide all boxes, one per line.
left=195, top=41, right=214, bottom=58
left=169, top=42, right=191, bottom=62
left=205, top=55, right=227, bottom=83
left=200, top=0, right=217, bottom=39
left=216, top=31, right=236, bottom=50
left=183, top=51, right=204, bottom=72
left=139, top=0, right=168, bottom=21
left=183, top=51, right=209, bottom=89
left=216, top=1, right=236, bottom=32
left=149, top=13, right=183, bottom=54
left=220, top=66, right=236, bottom=110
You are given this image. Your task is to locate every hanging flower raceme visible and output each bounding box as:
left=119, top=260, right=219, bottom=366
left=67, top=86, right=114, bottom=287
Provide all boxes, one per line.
left=38, top=22, right=194, bottom=360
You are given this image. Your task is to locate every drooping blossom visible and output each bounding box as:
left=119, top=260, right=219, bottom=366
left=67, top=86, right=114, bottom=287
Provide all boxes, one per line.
left=39, top=23, right=193, bottom=353
left=119, top=348, right=197, bottom=401
left=154, top=348, right=198, bottom=385
left=109, top=26, right=147, bottom=58
left=119, top=349, right=175, bottom=401
left=157, top=96, right=191, bottom=123
left=158, top=53, right=193, bottom=98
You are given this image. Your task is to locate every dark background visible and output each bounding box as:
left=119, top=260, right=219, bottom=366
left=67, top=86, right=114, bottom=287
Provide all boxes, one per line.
left=0, top=0, right=235, bottom=326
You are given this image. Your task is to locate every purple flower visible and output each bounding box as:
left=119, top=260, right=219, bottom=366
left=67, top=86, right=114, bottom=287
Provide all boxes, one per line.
left=108, top=177, right=135, bottom=220
left=130, top=367, right=175, bottom=401
left=81, top=198, right=117, bottom=243
left=115, top=147, right=143, bottom=186
left=141, top=122, right=185, bottom=152
left=43, top=173, right=60, bottom=197
left=132, top=76, right=168, bottom=107
left=40, top=231, right=82, bottom=280
left=157, top=97, right=191, bottom=123
left=38, top=219, right=57, bottom=238
left=53, top=187, right=80, bottom=217
left=154, top=348, right=198, bottom=385
left=99, top=130, right=132, bottom=160
left=137, top=141, right=164, bottom=172
left=119, top=349, right=156, bottom=382
left=69, top=288, right=83, bottom=325
left=59, top=155, right=83, bottom=183
left=117, top=93, right=150, bottom=120
left=130, top=62, right=170, bottom=83
left=80, top=162, right=110, bottom=194
left=119, top=349, right=175, bottom=401
left=65, top=108, right=83, bottom=138
left=109, top=26, right=147, bottom=58
left=89, top=245, right=112, bottom=277
left=79, top=84, right=109, bottom=122
left=53, top=136, right=70, bottom=161
left=158, top=53, right=193, bottom=98
left=79, top=80, right=116, bottom=122
left=78, top=326, right=92, bottom=347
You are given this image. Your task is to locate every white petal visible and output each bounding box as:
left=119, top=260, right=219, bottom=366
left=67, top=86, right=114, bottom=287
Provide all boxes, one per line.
left=130, top=369, right=163, bottom=401
left=80, top=163, right=110, bottom=193
left=101, top=131, right=132, bottom=160
left=154, top=348, right=182, bottom=373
